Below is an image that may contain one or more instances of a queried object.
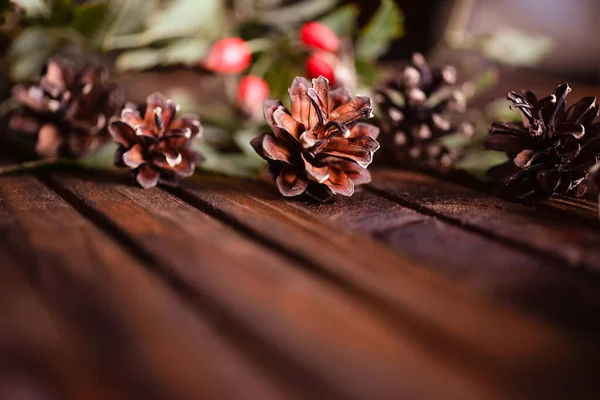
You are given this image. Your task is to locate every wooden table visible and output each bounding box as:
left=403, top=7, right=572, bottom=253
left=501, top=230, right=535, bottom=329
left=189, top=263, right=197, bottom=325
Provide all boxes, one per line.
left=1, top=163, right=600, bottom=399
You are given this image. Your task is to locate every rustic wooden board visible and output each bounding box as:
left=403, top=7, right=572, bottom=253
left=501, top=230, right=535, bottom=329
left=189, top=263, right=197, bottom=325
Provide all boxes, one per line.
left=175, top=172, right=600, bottom=398
left=44, top=171, right=498, bottom=400
left=0, top=174, right=290, bottom=400
left=370, top=169, right=600, bottom=272
left=282, top=185, right=600, bottom=339
left=1, top=166, right=599, bottom=398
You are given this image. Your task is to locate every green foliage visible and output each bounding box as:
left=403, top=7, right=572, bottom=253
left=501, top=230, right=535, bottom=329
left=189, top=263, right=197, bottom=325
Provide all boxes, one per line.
left=355, top=0, right=404, bottom=61
left=105, top=0, right=225, bottom=50
left=255, top=0, right=338, bottom=31
left=479, top=28, right=553, bottom=67
left=454, top=150, right=507, bottom=181
left=106, top=0, right=225, bottom=71
left=320, top=4, right=359, bottom=37
left=1, top=0, right=406, bottom=179
left=7, top=27, right=60, bottom=81
left=69, top=2, right=110, bottom=43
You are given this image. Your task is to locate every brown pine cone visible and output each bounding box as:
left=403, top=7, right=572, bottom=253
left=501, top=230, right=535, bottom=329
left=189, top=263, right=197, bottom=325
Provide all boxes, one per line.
left=251, top=76, right=380, bottom=202
left=375, top=53, right=472, bottom=171
left=10, top=57, right=123, bottom=158
left=485, top=84, right=600, bottom=198
left=108, top=93, right=204, bottom=189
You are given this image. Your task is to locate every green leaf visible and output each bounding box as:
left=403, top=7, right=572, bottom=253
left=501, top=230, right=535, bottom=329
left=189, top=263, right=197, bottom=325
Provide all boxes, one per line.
left=257, top=0, right=338, bottom=31
left=105, top=0, right=224, bottom=49
left=78, top=142, right=118, bottom=170
left=70, top=2, right=110, bottom=42
left=470, top=68, right=499, bottom=97
left=163, top=38, right=210, bottom=65
left=234, top=127, right=264, bottom=159
left=48, top=0, right=74, bottom=25
left=115, top=48, right=163, bottom=71
left=479, top=28, right=553, bottom=67
left=103, top=0, right=155, bottom=40
left=455, top=150, right=508, bottom=181
left=355, top=58, right=379, bottom=86
left=356, top=0, right=404, bottom=61
left=194, top=142, right=264, bottom=179
left=8, top=27, right=60, bottom=81
left=485, top=98, right=522, bottom=122
left=164, top=88, right=199, bottom=114
left=320, top=3, right=359, bottom=37
left=146, top=0, right=223, bottom=40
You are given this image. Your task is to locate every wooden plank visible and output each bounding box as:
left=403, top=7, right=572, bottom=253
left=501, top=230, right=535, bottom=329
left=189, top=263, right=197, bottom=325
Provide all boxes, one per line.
left=165, top=173, right=600, bottom=398
left=44, top=171, right=505, bottom=400
left=282, top=187, right=600, bottom=338
left=0, top=175, right=289, bottom=400
left=0, top=257, right=113, bottom=400
left=369, top=169, right=600, bottom=272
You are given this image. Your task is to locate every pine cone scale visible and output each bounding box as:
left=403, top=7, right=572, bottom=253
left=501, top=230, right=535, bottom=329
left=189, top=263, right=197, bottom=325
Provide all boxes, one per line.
left=10, top=57, right=123, bottom=159
left=253, top=76, right=379, bottom=201
left=277, top=164, right=308, bottom=197
left=486, top=83, right=600, bottom=198
left=376, top=53, right=472, bottom=170
left=109, top=93, right=203, bottom=189
left=137, top=164, right=160, bottom=189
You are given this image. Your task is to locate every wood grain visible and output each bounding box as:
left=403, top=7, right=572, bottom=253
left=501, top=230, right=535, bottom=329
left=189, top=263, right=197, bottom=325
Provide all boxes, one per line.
left=173, top=172, right=599, bottom=398
left=285, top=186, right=600, bottom=339
left=0, top=174, right=289, bottom=400
left=370, top=169, right=600, bottom=272
left=44, top=171, right=508, bottom=400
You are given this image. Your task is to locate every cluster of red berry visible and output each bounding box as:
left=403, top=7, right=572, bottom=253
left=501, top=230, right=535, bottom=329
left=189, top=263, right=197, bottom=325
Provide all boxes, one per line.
left=300, top=22, right=340, bottom=85
left=202, top=22, right=341, bottom=117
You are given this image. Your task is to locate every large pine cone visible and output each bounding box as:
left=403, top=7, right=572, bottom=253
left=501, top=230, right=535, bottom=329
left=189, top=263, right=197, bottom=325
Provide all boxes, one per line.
left=251, top=76, right=380, bottom=202
left=375, top=53, right=472, bottom=171
left=485, top=84, right=600, bottom=198
left=10, top=57, right=123, bottom=158
left=109, top=93, right=204, bottom=189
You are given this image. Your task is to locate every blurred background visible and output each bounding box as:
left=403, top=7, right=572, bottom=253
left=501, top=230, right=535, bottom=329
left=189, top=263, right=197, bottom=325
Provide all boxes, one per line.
left=1, top=0, right=599, bottom=177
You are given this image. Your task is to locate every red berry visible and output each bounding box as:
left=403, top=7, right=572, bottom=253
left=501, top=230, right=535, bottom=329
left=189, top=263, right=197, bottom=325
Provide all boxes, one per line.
left=300, top=22, right=340, bottom=53
left=306, top=52, right=335, bottom=85
left=203, top=37, right=251, bottom=74
left=237, top=75, right=270, bottom=115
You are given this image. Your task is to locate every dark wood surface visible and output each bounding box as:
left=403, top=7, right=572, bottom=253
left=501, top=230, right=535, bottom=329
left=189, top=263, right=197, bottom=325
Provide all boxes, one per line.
left=1, top=163, right=600, bottom=399
left=2, top=69, right=600, bottom=399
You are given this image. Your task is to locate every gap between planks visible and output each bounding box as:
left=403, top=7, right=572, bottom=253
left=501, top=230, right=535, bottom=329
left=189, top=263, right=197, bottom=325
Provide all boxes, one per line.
left=168, top=174, right=599, bottom=397
left=31, top=170, right=592, bottom=398
left=0, top=174, right=293, bottom=400
left=33, top=170, right=600, bottom=398
left=369, top=169, right=600, bottom=275
left=36, top=173, right=344, bottom=400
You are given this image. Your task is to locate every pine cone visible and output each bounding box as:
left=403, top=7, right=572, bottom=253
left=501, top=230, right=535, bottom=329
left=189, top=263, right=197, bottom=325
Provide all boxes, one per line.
left=251, top=76, right=380, bottom=202
left=10, top=57, right=123, bottom=158
left=375, top=53, right=472, bottom=171
left=485, top=84, right=600, bottom=198
left=108, top=93, right=204, bottom=189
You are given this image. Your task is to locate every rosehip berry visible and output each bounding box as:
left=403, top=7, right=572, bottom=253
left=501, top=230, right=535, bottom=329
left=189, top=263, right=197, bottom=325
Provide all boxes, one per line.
left=237, top=75, right=270, bottom=116
left=300, top=22, right=340, bottom=53
left=203, top=37, right=251, bottom=74
left=306, top=52, right=335, bottom=85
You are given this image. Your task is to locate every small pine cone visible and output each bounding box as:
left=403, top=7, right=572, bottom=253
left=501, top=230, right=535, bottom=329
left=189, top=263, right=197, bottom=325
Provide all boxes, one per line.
left=10, top=57, right=124, bottom=158
left=108, top=93, right=204, bottom=189
left=251, top=76, right=380, bottom=202
left=375, top=53, right=472, bottom=171
left=485, top=84, right=600, bottom=198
